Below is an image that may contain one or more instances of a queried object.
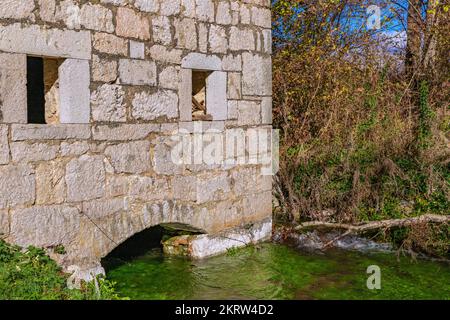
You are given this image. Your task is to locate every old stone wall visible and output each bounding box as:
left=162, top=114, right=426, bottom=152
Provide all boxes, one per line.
left=0, top=0, right=272, bottom=272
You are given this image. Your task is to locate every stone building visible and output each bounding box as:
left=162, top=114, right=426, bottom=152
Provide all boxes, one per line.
left=0, top=0, right=272, bottom=279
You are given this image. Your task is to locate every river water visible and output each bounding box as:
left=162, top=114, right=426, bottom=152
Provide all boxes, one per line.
left=104, top=243, right=449, bottom=300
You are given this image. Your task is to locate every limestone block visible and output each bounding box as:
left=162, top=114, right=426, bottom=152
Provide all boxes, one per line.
left=239, top=4, right=251, bottom=24
left=129, top=176, right=170, bottom=201
left=61, top=141, right=89, bottom=156
left=148, top=45, right=182, bottom=64
left=222, top=54, right=242, bottom=71
left=153, top=137, right=185, bottom=175
left=209, top=25, right=228, bottom=54
left=0, top=210, right=8, bottom=237
left=39, top=0, right=56, bottom=22
left=134, top=0, right=159, bottom=13
left=9, top=205, right=80, bottom=248
left=0, top=53, right=27, bottom=123
left=152, top=16, right=172, bottom=45
left=242, top=52, right=272, bottom=96
left=195, top=0, right=214, bottom=22
left=243, top=191, right=272, bottom=220
left=0, top=125, right=9, bottom=164
left=11, top=124, right=91, bottom=141
left=179, top=68, right=192, bottom=121
left=238, top=100, right=261, bottom=126
left=181, top=0, right=196, bottom=18
left=116, top=7, right=151, bottom=40
left=206, top=71, right=227, bottom=121
left=130, top=41, right=145, bottom=59
left=261, top=97, right=272, bottom=124
left=159, top=66, right=180, bottom=90
left=173, top=175, right=197, bottom=201
left=82, top=198, right=128, bottom=220
left=251, top=7, right=272, bottom=28
left=262, top=29, right=272, bottom=54
left=36, top=160, right=66, bottom=205
left=181, top=53, right=222, bottom=70
left=132, top=90, right=178, bottom=121
left=230, top=27, right=255, bottom=51
left=216, top=1, right=232, bottom=25
left=227, top=100, right=238, bottom=120
left=227, top=72, right=242, bottom=99
left=0, top=24, right=91, bottom=60
left=0, top=0, right=35, bottom=19
left=80, top=4, right=114, bottom=33
left=198, top=23, right=208, bottom=53
left=10, top=142, right=59, bottom=162
left=0, top=164, right=35, bottom=209
left=92, top=55, right=118, bottom=83
left=91, top=84, right=126, bottom=122
left=161, top=0, right=181, bottom=16
left=175, top=18, right=197, bottom=50
left=66, top=155, right=105, bottom=202
left=119, top=59, right=157, bottom=85
left=105, top=175, right=130, bottom=197
left=93, top=32, right=128, bottom=56
left=59, top=59, right=91, bottom=124
left=92, top=124, right=160, bottom=141
left=105, top=141, right=151, bottom=174
left=196, top=172, right=231, bottom=204
left=231, top=166, right=272, bottom=195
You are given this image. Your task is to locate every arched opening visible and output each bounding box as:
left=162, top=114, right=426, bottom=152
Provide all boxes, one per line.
left=101, top=223, right=205, bottom=272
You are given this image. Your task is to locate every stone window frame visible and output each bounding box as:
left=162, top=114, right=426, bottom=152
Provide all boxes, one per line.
left=0, top=25, right=91, bottom=124
left=179, top=53, right=227, bottom=122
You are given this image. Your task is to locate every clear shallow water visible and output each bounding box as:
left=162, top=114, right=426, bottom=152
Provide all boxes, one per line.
left=104, top=243, right=450, bottom=300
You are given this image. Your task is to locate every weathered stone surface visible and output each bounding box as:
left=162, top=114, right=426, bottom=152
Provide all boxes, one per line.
left=92, top=124, right=160, bottom=141
left=93, top=32, right=128, bottom=56
left=206, top=71, right=228, bottom=121
left=92, top=55, right=118, bottom=82
left=159, top=66, right=180, bottom=90
left=153, top=137, right=185, bottom=175
left=0, top=164, right=35, bottom=209
left=0, top=125, right=9, bottom=164
left=0, top=0, right=35, bottom=19
left=242, top=53, right=272, bottom=96
left=0, top=24, right=91, bottom=60
left=134, top=0, right=159, bottom=13
left=66, top=155, right=105, bottom=202
left=132, top=90, right=178, bottom=121
left=161, top=0, right=181, bottom=15
left=195, top=0, right=214, bottom=22
left=216, top=1, right=232, bottom=25
left=61, top=141, right=89, bottom=156
left=129, top=41, right=145, bottom=59
left=209, top=25, right=228, bottom=53
left=181, top=53, right=221, bottom=70
left=227, top=72, right=242, bottom=99
left=38, top=0, right=56, bottom=22
left=229, top=27, right=255, bottom=51
left=148, top=45, right=182, bottom=64
left=238, top=100, right=261, bottom=125
left=239, top=3, right=251, bottom=24
left=222, top=54, right=242, bottom=71
left=119, top=59, right=157, bottom=85
left=0, top=53, right=27, bottom=123
left=261, top=97, right=272, bottom=124
left=129, top=176, right=170, bottom=200
left=36, top=160, right=66, bottom=205
left=80, top=4, right=114, bottom=33
left=243, top=191, right=272, bottom=220
left=175, top=18, right=197, bottom=50
left=9, top=205, right=80, bottom=248
left=227, top=100, right=238, bottom=120
left=196, top=172, right=231, bottom=204
left=152, top=16, right=172, bottom=45
left=0, top=210, right=8, bottom=237
left=82, top=198, right=128, bottom=220
left=116, top=7, right=150, bottom=40
left=59, top=59, right=91, bottom=124
left=105, top=141, right=151, bottom=173
left=251, top=7, right=272, bottom=28
left=198, top=22, right=208, bottom=53
left=11, top=124, right=91, bottom=141
left=91, top=84, right=126, bottom=122
left=173, top=175, right=197, bottom=201
left=10, top=142, right=59, bottom=162
left=262, top=29, right=272, bottom=54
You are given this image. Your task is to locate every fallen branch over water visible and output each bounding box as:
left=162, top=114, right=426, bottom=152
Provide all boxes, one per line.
left=294, top=214, right=449, bottom=248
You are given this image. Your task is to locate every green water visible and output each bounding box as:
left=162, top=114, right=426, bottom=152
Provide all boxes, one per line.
left=105, top=243, right=450, bottom=300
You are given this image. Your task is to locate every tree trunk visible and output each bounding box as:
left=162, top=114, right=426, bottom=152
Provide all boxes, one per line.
left=405, top=0, right=424, bottom=79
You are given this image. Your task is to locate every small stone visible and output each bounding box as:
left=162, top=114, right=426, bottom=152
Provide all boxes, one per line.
left=133, top=0, right=159, bottom=13
left=174, top=18, right=197, bottom=50
left=209, top=25, right=228, bottom=54
left=36, top=160, right=66, bottom=205
left=227, top=72, right=242, bottom=99
left=92, top=55, right=118, bottom=83
left=129, top=41, right=145, bottom=59
left=161, top=0, right=181, bottom=16
left=152, top=16, right=172, bottom=45
left=0, top=0, right=35, bottom=19
left=216, top=1, right=232, bottom=25
left=159, top=66, right=180, bottom=90
left=93, top=32, right=128, bottom=56
left=80, top=4, right=114, bottom=33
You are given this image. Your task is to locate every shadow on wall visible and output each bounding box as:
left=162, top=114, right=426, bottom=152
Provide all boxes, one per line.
left=101, top=223, right=205, bottom=272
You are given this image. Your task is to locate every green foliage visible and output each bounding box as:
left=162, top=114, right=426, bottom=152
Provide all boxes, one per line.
left=0, top=240, right=121, bottom=300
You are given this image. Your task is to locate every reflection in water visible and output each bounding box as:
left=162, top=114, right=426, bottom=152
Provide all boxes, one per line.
left=104, top=243, right=450, bottom=300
